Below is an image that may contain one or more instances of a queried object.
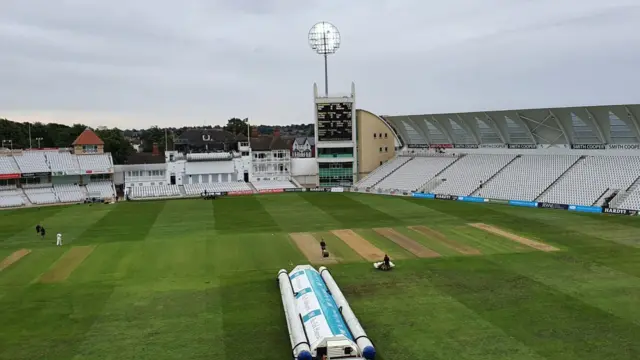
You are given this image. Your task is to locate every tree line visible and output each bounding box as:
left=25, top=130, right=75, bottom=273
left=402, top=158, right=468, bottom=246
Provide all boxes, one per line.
left=0, top=118, right=314, bottom=165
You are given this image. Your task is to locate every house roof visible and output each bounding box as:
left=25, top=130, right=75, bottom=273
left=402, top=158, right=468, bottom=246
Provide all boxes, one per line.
left=175, top=129, right=242, bottom=146
left=124, top=153, right=166, bottom=164
left=250, top=136, right=291, bottom=151
left=72, top=128, right=104, bottom=146
left=294, top=136, right=315, bottom=146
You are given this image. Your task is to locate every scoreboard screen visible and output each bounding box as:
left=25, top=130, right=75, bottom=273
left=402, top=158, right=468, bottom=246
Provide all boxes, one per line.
left=317, top=102, right=353, bottom=141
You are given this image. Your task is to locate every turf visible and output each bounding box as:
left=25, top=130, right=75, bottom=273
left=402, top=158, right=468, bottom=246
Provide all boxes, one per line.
left=1, top=192, right=640, bottom=360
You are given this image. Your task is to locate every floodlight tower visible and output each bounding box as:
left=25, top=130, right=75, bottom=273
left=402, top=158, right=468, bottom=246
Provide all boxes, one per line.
left=308, top=22, right=341, bottom=96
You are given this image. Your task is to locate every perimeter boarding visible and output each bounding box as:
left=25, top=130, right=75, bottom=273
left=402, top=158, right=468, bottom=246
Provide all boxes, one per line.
left=277, top=265, right=376, bottom=360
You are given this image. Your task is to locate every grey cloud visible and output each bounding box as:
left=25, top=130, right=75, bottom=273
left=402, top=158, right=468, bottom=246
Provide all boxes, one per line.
left=0, top=0, right=638, bottom=129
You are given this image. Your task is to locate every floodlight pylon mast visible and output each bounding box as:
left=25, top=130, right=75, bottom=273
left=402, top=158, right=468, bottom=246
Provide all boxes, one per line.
left=323, top=29, right=329, bottom=97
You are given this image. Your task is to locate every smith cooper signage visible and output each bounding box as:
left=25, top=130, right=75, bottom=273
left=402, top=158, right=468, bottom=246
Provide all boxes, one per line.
left=571, top=144, right=606, bottom=150
left=453, top=144, right=479, bottom=149
left=606, top=144, right=640, bottom=150
left=508, top=144, right=538, bottom=149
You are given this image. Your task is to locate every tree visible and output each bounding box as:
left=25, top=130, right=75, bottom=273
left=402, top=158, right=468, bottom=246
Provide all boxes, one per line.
left=94, top=128, right=134, bottom=165
left=225, top=118, right=248, bottom=136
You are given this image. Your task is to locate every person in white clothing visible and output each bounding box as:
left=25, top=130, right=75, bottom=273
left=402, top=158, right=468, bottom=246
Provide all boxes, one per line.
left=56, top=233, right=62, bottom=246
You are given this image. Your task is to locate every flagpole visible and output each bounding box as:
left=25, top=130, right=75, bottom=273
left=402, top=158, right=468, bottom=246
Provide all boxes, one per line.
left=246, top=120, right=251, bottom=149
left=164, top=128, right=168, bottom=152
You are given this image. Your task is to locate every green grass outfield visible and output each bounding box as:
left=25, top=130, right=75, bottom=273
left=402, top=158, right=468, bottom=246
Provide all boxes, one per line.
left=1, top=192, right=640, bottom=360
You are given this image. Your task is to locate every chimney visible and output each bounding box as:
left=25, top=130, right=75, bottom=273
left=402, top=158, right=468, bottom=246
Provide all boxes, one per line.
left=251, top=128, right=259, bottom=137
left=274, top=127, right=281, bottom=137
left=152, top=143, right=160, bottom=156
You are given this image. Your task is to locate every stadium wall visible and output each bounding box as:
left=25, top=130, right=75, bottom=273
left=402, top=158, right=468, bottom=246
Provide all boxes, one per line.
left=356, top=109, right=397, bottom=179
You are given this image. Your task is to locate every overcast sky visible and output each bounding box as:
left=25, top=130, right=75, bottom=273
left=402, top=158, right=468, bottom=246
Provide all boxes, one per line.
left=1, top=0, right=639, bottom=129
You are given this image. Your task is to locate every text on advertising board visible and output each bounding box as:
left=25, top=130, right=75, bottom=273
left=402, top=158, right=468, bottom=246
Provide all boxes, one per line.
left=508, top=144, right=538, bottom=149
left=603, top=208, right=638, bottom=216
left=571, top=144, right=606, bottom=150
left=606, top=144, right=640, bottom=150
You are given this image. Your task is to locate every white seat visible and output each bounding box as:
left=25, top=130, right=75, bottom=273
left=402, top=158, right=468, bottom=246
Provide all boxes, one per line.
left=476, top=155, right=580, bottom=201
left=539, top=156, right=640, bottom=206
left=13, top=152, right=50, bottom=173
left=77, top=154, right=112, bottom=173
left=376, top=156, right=459, bottom=192
left=0, top=188, right=25, bottom=208
left=183, top=182, right=253, bottom=195
left=130, top=185, right=181, bottom=199
left=46, top=152, right=81, bottom=174
left=0, top=156, right=20, bottom=175
left=356, top=157, right=412, bottom=188
left=430, top=154, right=516, bottom=196
left=24, top=187, right=58, bottom=205
left=252, top=181, right=296, bottom=190
left=86, top=182, right=115, bottom=198
left=53, top=183, right=85, bottom=203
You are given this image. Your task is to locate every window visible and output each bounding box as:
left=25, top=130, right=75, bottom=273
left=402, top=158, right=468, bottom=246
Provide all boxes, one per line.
left=384, top=146, right=388, bottom=152
left=379, top=147, right=382, bottom=152
left=83, top=145, right=98, bottom=153
left=380, top=161, right=383, bottom=165
left=373, top=133, right=377, bottom=139
left=384, top=133, right=388, bottom=138
left=379, top=133, right=382, bottom=138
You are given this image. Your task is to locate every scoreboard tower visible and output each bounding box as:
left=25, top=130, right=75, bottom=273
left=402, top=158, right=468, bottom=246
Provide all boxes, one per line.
left=313, top=82, right=357, bottom=187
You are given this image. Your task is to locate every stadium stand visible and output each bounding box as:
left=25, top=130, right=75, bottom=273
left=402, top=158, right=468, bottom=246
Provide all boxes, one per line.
left=183, top=182, right=253, bottom=196
left=24, top=186, right=58, bottom=205
left=77, top=154, right=112, bottom=172
left=252, top=181, right=297, bottom=190
left=617, top=185, right=640, bottom=210
left=53, top=184, right=85, bottom=203
left=130, top=185, right=181, bottom=199
left=0, top=156, right=20, bottom=175
left=429, top=154, right=517, bottom=196
left=474, top=155, right=581, bottom=201
left=538, top=156, right=640, bottom=206
left=355, top=156, right=412, bottom=188
left=0, top=189, right=25, bottom=208
left=14, top=151, right=49, bottom=173
left=376, top=156, right=459, bottom=192
left=86, top=181, right=116, bottom=198
left=46, top=152, right=81, bottom=173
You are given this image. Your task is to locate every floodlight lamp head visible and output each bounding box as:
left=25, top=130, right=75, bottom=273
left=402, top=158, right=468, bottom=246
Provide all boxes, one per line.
left=308, top=22, right=341, bottom=55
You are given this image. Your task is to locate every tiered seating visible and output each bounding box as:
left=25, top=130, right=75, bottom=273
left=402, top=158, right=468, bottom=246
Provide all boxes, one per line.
left=355, top=157, right=412, bottom=188
left=0, top=189, right=25, bottom=208
left=475, top=155, right=580, bottom=201
left=53, top=184, right=85, bottom=203
left=0, top=156, right=20, bottom=175
left=77, top=154, right=112, bottom=172
left=539, top=156, right=640, bottom=206
left=14, top=152, right=50, bottom=173
left=431, top=154, right=517, bottom=196
left=24, top=187, right=57, bottom=205
left=617, top=188, right=640, bottom=210
left=46, top=152, right=80, bottom=173
left=130, top=185, right=181, bottom=199
left=86, top=182, right=115, bottom=198
left=252, top=181, right=297, bottom=190
left=376, top=156, right=458, bottom=191
left=183, top=182, right=253, bottom=195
